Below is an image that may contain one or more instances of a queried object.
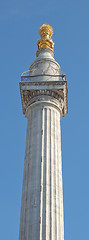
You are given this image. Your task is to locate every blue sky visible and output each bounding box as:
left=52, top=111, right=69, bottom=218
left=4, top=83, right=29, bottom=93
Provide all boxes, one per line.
left=0, top=0, right=89, bottom=239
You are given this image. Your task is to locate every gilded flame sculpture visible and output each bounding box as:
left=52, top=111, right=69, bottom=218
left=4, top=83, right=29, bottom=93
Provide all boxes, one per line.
left=37, top=24, right=54, bottom=50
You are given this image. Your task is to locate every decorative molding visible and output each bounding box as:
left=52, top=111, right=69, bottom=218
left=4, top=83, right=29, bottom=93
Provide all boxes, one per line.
left=21, top=89, right=64, bottom=116
left=20, top=81, right=67, bottom=117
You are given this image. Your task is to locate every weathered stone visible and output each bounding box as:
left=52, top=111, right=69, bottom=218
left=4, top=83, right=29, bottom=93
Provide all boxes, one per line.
left=19, top=46, right=67, bottom=240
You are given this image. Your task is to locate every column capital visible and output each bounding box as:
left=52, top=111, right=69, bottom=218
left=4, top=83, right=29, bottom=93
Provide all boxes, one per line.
left=20, top=80, right=67, bottom=118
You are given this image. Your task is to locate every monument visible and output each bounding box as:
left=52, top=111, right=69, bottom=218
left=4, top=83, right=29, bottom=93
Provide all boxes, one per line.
left=19, top=24, right=68, bottom=240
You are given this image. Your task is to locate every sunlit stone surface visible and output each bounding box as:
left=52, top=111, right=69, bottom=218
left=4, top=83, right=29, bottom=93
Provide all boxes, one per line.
left=19, top=24, right=67, bottom=240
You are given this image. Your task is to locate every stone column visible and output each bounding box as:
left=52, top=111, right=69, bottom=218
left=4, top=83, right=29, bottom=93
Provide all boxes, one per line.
left=19, top=24, right=68, bottom=240
left=19, top=97, right=64, bottom=240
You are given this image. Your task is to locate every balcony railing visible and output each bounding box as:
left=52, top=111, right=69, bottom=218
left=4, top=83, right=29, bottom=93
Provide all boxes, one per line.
left=21, top=70, right=66, bottom=82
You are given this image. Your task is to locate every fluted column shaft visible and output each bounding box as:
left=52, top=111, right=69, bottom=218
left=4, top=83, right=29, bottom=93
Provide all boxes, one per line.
left=19, top=101, right=64, bottom=240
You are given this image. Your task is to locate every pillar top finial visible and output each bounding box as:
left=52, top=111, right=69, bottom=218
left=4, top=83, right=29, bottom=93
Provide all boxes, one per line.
left=37, top=24, right=54, bottom=51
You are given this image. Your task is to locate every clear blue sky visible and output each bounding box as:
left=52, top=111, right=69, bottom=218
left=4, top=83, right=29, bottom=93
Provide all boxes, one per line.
left=0, top=0, right=89, bottom=239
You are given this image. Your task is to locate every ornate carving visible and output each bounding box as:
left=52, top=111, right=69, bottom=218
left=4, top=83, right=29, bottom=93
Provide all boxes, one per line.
left=22, top=89, right=64, bottom=115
